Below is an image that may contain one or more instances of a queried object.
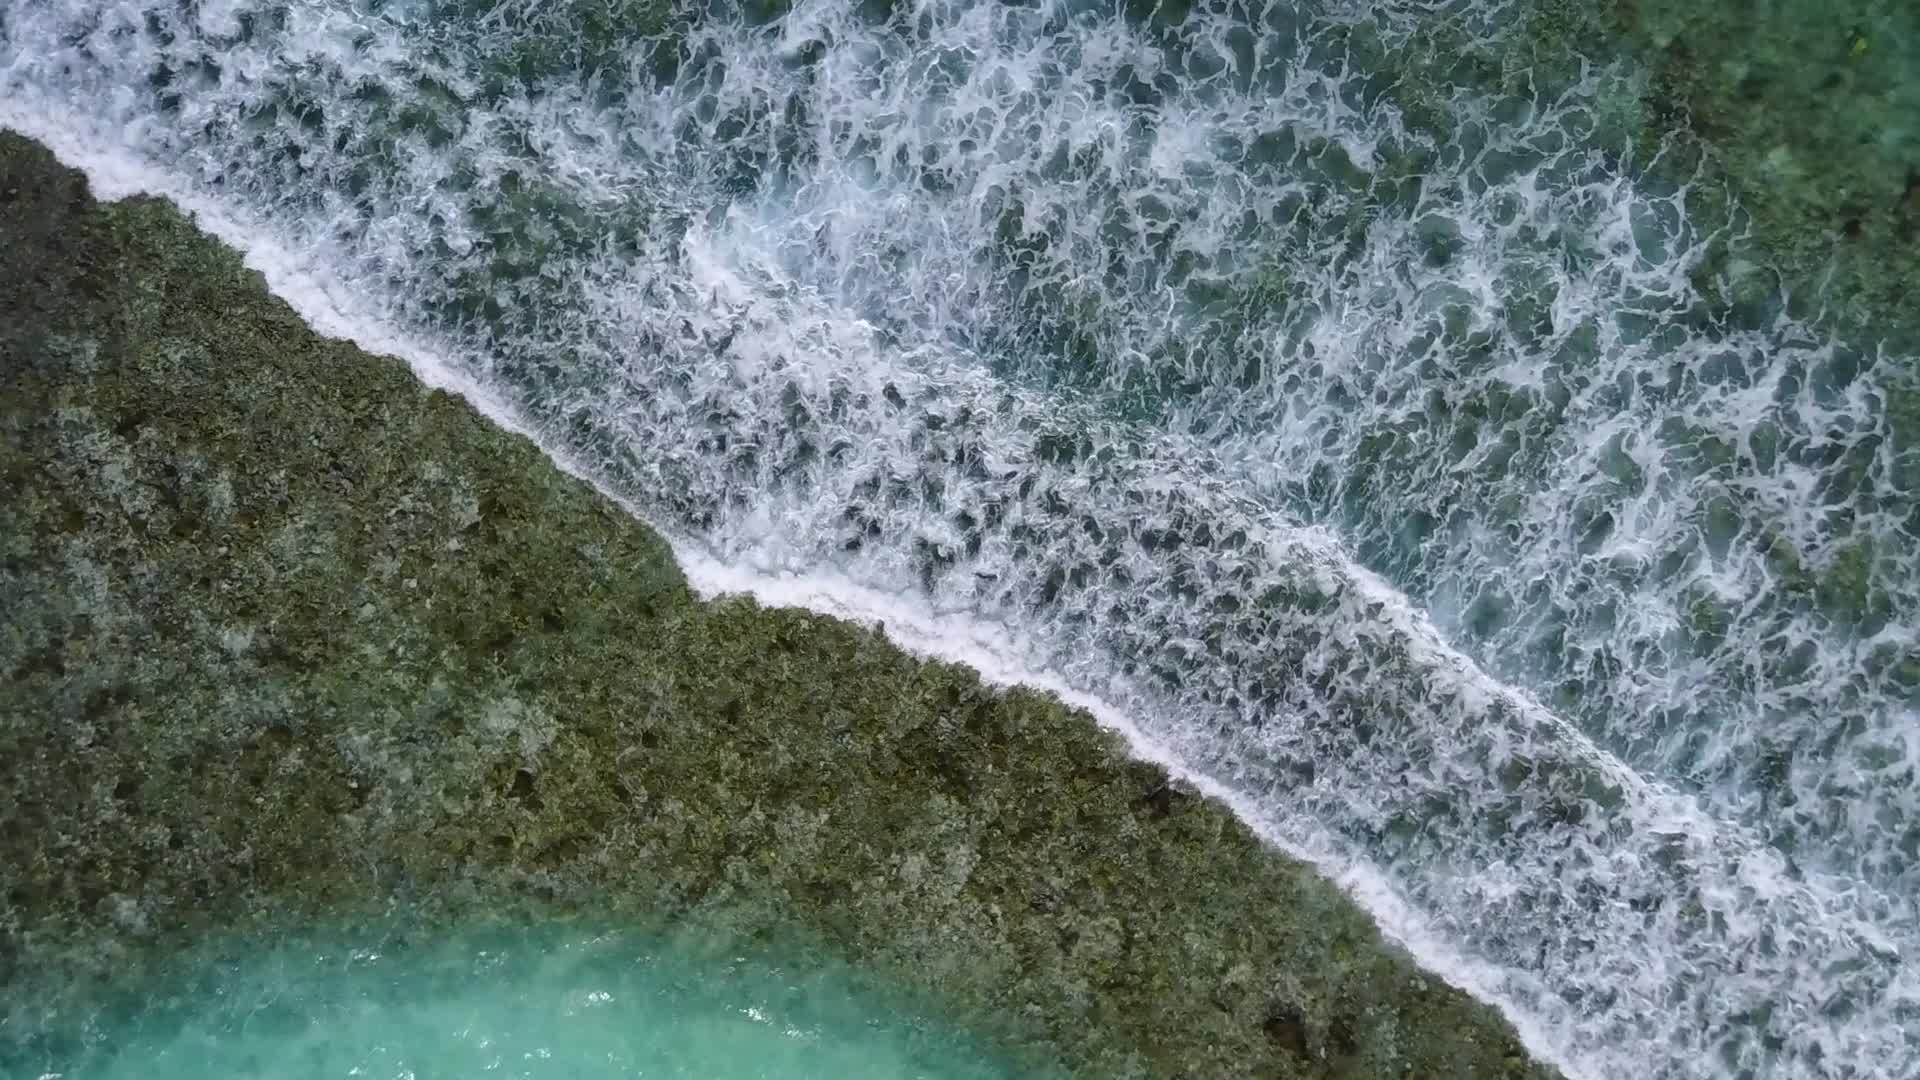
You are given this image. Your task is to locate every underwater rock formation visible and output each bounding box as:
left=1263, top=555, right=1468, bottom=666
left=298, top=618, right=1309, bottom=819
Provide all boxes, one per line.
left=1525, top=0, right=1920, bottom=349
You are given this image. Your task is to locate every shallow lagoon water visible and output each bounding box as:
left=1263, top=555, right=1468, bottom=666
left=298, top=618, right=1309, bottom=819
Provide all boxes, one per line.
left=18, top=922, right=1027, bottom=1080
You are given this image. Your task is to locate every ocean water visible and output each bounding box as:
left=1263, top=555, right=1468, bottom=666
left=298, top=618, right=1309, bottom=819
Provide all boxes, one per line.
left=8, top=922, right=1026, bottom=1079
left=2, top=1, right=1916, bottom=1077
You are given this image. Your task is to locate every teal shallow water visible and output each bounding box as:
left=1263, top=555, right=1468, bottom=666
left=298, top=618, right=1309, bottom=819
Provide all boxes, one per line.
left=17, top=923, right=1028, bottom=1079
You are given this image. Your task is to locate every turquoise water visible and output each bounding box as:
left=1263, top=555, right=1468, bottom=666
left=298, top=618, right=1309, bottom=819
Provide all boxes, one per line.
left=3, top=1, right=1918, bottom=1076
left=14, top=923, right=1026, bottom=1079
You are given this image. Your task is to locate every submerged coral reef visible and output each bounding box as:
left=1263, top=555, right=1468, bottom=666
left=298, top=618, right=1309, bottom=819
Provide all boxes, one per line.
left=1524, top=0, right=1920, bottom=348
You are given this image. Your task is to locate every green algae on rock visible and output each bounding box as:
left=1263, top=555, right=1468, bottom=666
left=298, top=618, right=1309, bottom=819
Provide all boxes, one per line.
left=0, top=130, right=1554, bottom=1078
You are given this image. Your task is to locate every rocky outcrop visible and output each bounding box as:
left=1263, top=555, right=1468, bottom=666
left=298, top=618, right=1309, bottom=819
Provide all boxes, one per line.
left=0, top=129, right=1554, bottom=1078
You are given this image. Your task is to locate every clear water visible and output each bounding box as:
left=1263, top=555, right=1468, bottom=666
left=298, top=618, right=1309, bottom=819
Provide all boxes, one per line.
left=2, top=1, right=1916, bottom=1077
left=10, top=923, right=1024, bottom=1079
